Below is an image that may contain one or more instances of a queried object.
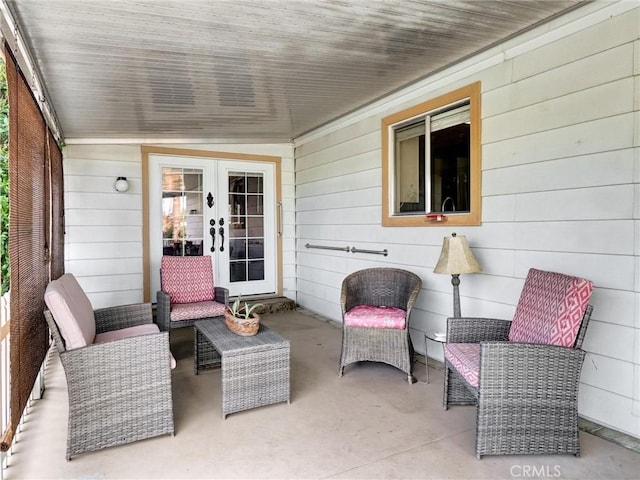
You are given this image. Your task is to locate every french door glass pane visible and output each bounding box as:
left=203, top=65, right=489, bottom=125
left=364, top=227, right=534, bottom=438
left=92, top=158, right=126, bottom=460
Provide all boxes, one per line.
left=248, top=260, right=264, bottom=280
left=162, top=167, right=204, bottom=256
left=228, top=171, right=264, bottom=283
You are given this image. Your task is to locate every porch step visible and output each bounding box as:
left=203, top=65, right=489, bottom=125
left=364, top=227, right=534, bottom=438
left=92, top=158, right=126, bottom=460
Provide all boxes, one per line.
left=230, top=295, right=297, bottom=315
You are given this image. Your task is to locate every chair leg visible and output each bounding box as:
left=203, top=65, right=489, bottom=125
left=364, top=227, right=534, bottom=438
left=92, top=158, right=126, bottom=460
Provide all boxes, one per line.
left=407, top=374, right=416, bottom=384
left=338, top=366, right=344, bottom=377
left=443, top=365, right=449, bottom=410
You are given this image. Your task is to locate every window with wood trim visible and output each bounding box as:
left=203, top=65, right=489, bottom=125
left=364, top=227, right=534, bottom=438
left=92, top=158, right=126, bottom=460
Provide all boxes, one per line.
left=382, top=82, right=481, bottom=227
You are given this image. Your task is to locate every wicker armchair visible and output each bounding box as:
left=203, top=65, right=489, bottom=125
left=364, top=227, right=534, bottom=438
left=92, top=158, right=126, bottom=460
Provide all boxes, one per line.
left=156, top=256, right=229, bottom=331
left=339, top=267, right=422, bottom=384
left=44, top=274, right=174, bottom=460
left=443, top=268, right=594, bottom=458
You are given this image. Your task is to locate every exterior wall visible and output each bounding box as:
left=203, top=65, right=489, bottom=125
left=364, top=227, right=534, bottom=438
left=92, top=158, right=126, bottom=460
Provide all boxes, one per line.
left=62, top=142, right=296, bottom=308
left=294, top=3, right=640, bottom=438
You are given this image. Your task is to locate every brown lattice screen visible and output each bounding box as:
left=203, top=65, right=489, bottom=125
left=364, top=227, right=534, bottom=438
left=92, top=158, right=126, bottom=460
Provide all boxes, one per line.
left=1, top=44, right=64, bottom=451
left=49, top=130, right=64, bottom=281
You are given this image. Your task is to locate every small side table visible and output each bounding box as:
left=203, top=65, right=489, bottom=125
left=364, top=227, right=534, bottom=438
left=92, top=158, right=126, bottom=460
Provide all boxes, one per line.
left=423, top=332, right=446, bottom=384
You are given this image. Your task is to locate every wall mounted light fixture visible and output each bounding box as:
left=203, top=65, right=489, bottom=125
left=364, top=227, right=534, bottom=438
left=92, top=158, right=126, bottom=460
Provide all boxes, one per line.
left=114, top=176, right=129, bottom=192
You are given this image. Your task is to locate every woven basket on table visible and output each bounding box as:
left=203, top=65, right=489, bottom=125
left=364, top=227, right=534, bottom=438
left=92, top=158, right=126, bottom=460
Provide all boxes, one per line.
left=224, top=309, right=260, bottom=336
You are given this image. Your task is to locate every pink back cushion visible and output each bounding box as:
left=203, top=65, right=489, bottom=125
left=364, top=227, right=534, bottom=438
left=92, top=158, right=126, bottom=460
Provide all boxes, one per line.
left=44, top=273, right=96, bottom=350
left=344, top=305, right=406, bottom=329
left=508, top=269, right=593, bottom=347
left=161, top=256, right=215, bottom=304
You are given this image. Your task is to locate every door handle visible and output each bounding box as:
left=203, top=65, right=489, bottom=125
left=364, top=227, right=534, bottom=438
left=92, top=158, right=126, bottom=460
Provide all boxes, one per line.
left=209, top=219, right=215, bottom=252
left=218, top=217, right=225, bottom=252
left=219, top=226, right=225, bottom=252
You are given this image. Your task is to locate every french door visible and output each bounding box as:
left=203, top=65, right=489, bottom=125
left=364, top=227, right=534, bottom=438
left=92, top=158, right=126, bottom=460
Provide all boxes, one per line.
left=148, top=154, right=276, bottom=298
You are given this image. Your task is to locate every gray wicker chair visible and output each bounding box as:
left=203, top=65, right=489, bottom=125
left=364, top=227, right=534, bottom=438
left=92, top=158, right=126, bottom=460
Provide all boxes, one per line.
left=44, top=275, right=174, bottom=460
left=339, top=267, right=422, bottom=384
left=156, top=255, right=228, bottom=331
left=443, top=268, right=594, bottom=458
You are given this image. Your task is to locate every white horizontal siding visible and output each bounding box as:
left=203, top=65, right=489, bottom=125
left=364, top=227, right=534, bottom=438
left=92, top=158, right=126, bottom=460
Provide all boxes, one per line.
left=67, top=242, right=142, bottom=261
left=579, top=384, right=640, bottom=437
left=509, top=7, right=640, bottom=81
left=513, top=185, right=634, bottom=222
left=483, top=114, right=634, bottom=171
left=484, top=43, right=634, bottom=118
left=63, top=142, right=295, bottom=308
left=297, top=168, right=380, bottom=199
left=65, top=209, right=142, bottom=227
left=294, top=4, right=640, bottom=438
left=484, top=78, right=633, bottom=144
left=483, top=149, right=635, bottom=195
left=65, top=225, right=141, bottom=243
left=66, top=258, right=142, bottom=276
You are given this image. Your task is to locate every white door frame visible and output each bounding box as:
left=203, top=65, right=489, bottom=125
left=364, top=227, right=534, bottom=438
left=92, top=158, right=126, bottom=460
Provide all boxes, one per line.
left=142, top=146, right=282, bottom=303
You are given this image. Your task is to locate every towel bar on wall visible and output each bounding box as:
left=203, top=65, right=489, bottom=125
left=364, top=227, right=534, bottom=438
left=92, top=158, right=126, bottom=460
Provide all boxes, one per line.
left=305, top=243, right=350, bottom=252
left=350, top=247, right=388, bottom=257
left=304, top=243, right=388, bottom=257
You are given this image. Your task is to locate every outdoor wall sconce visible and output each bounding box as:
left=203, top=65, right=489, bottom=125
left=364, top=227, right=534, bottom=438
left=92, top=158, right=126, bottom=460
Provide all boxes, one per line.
left=114, top=177, right=129, bottom=192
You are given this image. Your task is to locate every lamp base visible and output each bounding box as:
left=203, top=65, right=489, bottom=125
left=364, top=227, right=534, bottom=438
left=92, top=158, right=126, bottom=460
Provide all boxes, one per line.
left=451, top=274, right=461, bottom=318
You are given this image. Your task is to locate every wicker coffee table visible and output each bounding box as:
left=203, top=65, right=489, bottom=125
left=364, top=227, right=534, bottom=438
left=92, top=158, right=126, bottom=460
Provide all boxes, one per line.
left=194, top=319, right=290, bottom=418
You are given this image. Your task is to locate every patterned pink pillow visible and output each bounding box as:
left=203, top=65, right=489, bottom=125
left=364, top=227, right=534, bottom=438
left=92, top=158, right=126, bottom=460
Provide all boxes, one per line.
left=161, top=256, right=215, bottom=304
left=170, top=301, right=226, bottom=321
left=508, top=269, right=593, bottom=347
left=344, top=305, right=406, bottom=329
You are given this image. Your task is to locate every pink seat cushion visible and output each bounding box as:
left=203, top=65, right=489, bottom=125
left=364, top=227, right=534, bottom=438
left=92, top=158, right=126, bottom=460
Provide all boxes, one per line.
left=444, top=343, right=480, bottom=388
left=508, top=268, right=593, bottom=347
left=44, top=273, right=96, bottom=350
left=161, top=256, right=215, bottom=304
left=95, top=323, right=176, bottom=369
left=170, top=300, right=226, bottom=322
left=343, top=305, right=406, bottom=329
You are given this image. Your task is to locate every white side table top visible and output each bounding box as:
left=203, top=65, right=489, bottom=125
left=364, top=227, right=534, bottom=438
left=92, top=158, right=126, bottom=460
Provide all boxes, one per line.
left=425, top=331, right=446, bottom=343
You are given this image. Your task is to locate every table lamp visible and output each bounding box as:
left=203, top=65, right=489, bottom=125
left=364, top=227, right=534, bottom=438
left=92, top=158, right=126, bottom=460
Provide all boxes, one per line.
left=433, top=232, right=481, bottom=317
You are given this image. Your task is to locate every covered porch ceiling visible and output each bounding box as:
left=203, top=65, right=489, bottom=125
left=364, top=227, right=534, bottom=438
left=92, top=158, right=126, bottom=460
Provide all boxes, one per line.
left=3, top=0, right=585, bottom=143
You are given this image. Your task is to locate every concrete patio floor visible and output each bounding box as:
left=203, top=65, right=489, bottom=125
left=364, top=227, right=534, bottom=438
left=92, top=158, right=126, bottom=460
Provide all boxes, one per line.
left=5, top=309, right=640, bottom=479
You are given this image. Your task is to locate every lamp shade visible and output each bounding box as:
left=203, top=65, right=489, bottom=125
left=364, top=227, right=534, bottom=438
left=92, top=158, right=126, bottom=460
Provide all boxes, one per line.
left=433, top=233, right=481, bottom=275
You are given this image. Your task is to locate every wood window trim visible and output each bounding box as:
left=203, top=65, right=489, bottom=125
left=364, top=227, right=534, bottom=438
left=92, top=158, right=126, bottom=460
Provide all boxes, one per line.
left=381, top=81, right=481, bottom=227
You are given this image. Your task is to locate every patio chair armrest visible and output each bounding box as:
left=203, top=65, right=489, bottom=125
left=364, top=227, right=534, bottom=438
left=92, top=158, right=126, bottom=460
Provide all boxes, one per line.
left=156, top=290, right=171, bottom=331
left=214, top=286, right=229, bottom=306
left=475, top=341, right=586, bottom=458
left=446, top=317, right=510, bottom=343
left=479, top=341, right=586, bottom=394
left=61, top=331, right=172, bottom=380
left=94, top=303, right=153, bottom=334
left=59, top=332, right=174, bottom=457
